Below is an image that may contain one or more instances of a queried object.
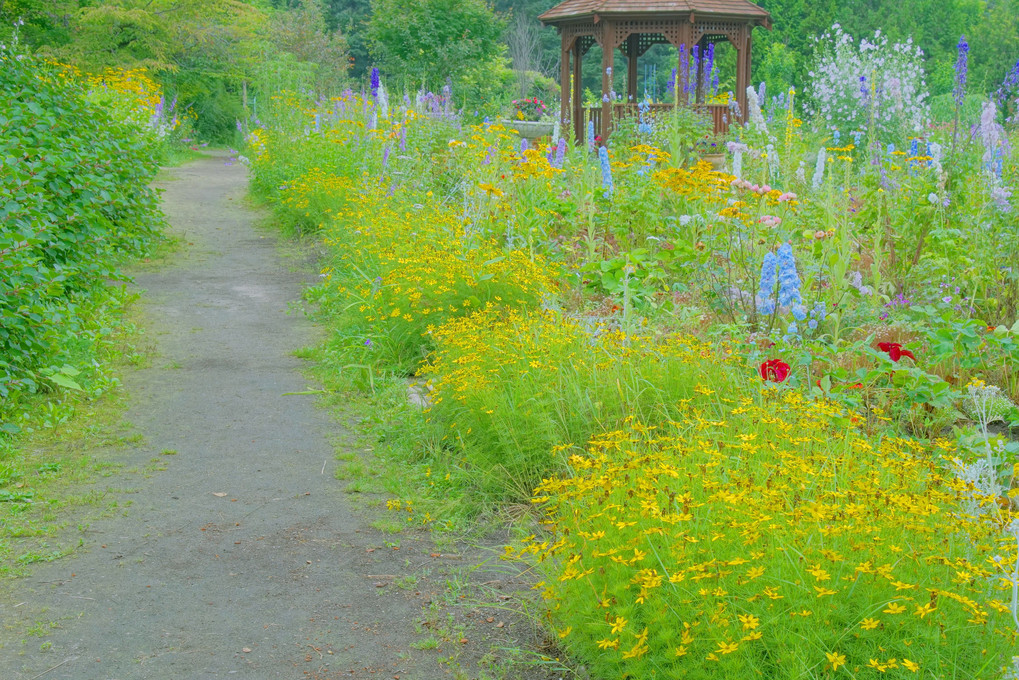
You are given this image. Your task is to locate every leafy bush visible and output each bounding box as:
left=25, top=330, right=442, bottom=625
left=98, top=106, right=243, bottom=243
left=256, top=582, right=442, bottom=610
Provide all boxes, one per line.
left=0, top=40, right=162, bottom=406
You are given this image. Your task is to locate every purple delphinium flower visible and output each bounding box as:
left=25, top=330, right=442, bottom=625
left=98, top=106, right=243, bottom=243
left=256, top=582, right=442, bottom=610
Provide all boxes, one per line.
left=703, top=43, right=715, bottom=95
left=587, top=120, right=595, bottom=151
left=399, top=126, right=407, bottom=152
left=370, top=67, right=380, bottom=98
left=554, top=137, right=566, bottom=169
left=997, top=59, right=1019, bottom=105
left=520, top=138, right=528, bottom=153
left=382, top=145, right=391, bottom=170
left=691, top=45, right=701, bottom=94
left=481, top=145, right=495, bottom=165
left=954, top=35, right=969, bottom=107
left=679, top=44, right=688, bottom=95
left=666, top=67, right=677, bottom=98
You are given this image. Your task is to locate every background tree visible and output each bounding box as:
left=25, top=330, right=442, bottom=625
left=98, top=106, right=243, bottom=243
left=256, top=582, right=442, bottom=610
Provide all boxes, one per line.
left=268, top=0, right=350, bottom=94
left=366, top=0, right=504, bottom=92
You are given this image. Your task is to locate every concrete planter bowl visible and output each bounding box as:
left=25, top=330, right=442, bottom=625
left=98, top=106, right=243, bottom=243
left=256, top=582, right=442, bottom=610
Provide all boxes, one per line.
left=501, top=120, right=554, bottom=142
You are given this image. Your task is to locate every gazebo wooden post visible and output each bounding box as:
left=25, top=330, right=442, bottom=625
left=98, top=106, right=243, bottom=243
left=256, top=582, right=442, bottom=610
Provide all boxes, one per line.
left=735, top=25, right=751, bottom=124
left=675, top=22, right=692, bottom=106
left=572, top=41, right=584, bottom=144
left=599, top=21, right=614, bottom=141
left=626, top=34, right=639, bottom=102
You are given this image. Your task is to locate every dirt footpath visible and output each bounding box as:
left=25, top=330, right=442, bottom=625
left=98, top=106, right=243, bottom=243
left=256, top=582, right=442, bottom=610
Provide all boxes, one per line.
left=0, top=152, right=481, bottom=679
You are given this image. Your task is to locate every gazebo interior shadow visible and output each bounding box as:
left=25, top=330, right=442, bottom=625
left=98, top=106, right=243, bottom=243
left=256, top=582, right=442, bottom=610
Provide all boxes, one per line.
left=539, top=0, right=772, bottom=144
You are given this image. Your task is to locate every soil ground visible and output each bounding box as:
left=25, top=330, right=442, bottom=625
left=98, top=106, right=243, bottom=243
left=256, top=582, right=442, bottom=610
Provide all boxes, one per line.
left=0, top=152, right=556, bottom=680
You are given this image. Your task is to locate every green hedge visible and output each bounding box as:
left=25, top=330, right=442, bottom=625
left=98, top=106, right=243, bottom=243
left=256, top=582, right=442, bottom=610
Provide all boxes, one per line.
left=0, top=42, right=163, bottom=408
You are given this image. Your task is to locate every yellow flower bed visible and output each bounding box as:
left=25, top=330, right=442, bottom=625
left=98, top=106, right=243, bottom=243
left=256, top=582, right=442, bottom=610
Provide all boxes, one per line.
left=513, top=391, right=1017, bottom=678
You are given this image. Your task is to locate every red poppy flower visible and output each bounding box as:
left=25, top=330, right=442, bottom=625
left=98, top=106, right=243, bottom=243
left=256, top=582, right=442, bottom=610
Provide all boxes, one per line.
left=877, top=342, right=916, bottom=362
left=760, top=359, right=790, bottom=383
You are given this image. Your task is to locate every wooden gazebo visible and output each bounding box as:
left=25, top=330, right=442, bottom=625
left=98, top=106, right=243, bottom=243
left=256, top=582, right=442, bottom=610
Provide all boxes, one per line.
left=539, top=0, right=771, bottom=143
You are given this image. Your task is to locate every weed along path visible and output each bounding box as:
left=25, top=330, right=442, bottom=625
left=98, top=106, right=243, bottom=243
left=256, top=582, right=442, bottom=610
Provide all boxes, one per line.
left=0, top=152, right=474, bottom=679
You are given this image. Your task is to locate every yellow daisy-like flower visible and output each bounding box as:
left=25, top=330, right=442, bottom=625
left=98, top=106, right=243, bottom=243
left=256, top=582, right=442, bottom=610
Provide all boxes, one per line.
left=825, top=651, right=847, bottom=671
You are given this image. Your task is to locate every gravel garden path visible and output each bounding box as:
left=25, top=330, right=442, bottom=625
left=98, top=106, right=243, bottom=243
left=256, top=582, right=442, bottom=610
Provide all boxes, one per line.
left=0, top=152, right=479, bottom=679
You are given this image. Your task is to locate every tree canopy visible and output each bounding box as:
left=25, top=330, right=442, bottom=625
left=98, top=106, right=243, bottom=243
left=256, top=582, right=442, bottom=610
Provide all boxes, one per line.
left=366, top=0, right=504, bottom=90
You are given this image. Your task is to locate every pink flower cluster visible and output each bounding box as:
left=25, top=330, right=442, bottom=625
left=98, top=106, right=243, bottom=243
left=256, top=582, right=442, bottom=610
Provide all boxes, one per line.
left=730, top=178, right=772, bottom=194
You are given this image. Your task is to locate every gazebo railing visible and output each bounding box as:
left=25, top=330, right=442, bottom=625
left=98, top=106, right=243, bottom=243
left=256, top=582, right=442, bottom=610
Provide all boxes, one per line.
left=582, top=103, right=731, bottom=145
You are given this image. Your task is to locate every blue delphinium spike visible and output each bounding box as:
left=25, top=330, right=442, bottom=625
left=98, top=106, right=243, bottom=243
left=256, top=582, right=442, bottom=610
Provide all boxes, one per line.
left=598, top=146, right=613, bottom=197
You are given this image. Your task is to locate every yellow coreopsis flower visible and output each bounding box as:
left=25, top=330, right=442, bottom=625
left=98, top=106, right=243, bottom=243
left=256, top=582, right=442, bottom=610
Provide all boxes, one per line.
left=825, top=651, right=847, bottom=671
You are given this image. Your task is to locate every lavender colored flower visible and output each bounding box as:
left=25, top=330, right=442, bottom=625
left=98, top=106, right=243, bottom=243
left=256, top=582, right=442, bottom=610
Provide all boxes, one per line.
left=954, top=35, right=969, bottom=107
left=991, top=184, right=1013, bottom=212
left=399, top=126, right=407, bottom=152
left=598, top=146, right=613, bottom=197
left=382, top=145, right=391, bottom=170
left=587, top=120, right=595, bottom=151
left=554, top=137, right=566, bottom=169
left=520, top=138, right=529, bottom=154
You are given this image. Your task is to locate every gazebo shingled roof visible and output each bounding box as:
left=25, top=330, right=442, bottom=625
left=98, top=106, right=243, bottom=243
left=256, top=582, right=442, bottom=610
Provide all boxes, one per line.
left=540, top=0, right=771, bottom=142
left=539, top=0, right=771, bottom=24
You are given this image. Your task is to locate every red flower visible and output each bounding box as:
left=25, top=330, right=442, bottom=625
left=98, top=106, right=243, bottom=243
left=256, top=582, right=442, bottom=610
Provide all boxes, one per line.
left=877, top=342, right=916, bottom=362
left=760, top=359, right=790, bottom=383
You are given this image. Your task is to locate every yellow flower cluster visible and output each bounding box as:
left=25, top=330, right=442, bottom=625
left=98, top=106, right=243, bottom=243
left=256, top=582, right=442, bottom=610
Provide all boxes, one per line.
left=51, top=61, right=170, bottom=124
left=514, top=390, right=1017, bottom=678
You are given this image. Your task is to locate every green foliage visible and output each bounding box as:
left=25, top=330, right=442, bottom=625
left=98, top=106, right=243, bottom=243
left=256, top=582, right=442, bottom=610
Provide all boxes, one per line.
left=266, top=0, right=350, bottom=95
left=366, top=0, right=505, bottom=91
left=0, top=42, right=162, bottom=406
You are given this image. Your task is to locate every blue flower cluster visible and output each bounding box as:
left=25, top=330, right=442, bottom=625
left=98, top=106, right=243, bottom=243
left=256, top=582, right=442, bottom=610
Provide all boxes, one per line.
left=758, top=244, right=807, bottom=331
left=598, top=146, right=613, bottom=197
left=637, top=101, right=652, bottom=135
left=587, top=120, right=595, bottom=151
left=756, top=251, right=777, bottom=315
left=808, top=301, right=826, bottom=330
left=777, top=243, right=806, bottom=321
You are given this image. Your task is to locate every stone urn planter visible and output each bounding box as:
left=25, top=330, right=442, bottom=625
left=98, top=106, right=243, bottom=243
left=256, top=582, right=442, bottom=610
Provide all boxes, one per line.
left=700, top=152, right=726, bottom=171
left=500, top=120, right=554, bottom=142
